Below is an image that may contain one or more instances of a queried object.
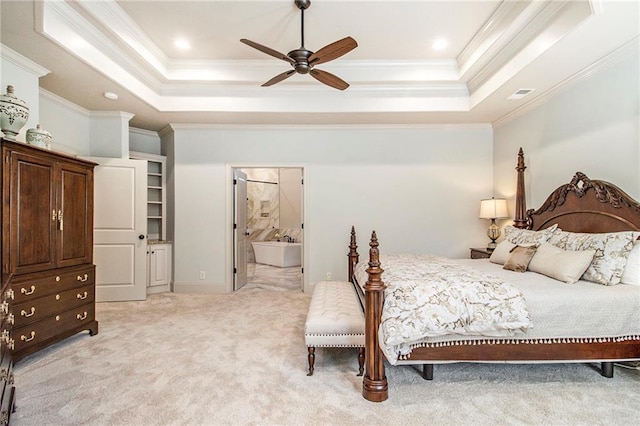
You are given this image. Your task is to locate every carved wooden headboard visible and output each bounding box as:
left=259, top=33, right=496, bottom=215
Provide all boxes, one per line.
left=513, top=148, right=640, bottom=233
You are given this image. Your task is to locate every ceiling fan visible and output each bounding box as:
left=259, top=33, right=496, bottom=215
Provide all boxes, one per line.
left=240, top=0, right=357, bottom=90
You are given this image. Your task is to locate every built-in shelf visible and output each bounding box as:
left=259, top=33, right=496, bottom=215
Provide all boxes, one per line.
left=130, top=151, right=167, bottom=241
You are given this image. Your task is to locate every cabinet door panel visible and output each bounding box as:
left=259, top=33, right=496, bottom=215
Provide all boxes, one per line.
left=57, top=163, right=93, bottom=268
left=9, top=152, right=56, bottom=275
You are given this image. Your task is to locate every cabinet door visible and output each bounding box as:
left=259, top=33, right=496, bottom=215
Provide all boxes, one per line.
left=148, top=244, right=170, bottom=287
left=56, top=162, right=94, bottom=268
left=7, top=151, right=57, bottom=275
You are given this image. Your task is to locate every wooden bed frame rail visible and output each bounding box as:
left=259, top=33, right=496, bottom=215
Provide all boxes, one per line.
left=349, top=148, right=640, bottom=402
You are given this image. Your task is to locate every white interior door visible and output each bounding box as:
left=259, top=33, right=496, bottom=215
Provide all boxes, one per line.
left=87, top=157, right=147, bottom=301
left=234, top=169, right=248, bottom=290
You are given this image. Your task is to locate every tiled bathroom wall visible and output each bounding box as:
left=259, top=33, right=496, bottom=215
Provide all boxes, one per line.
left=243, top=168, right=303, bottom=263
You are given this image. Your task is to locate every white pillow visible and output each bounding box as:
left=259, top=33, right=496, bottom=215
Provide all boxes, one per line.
left=489, top=240, right=516, bottom=265
left=504, top=224, right=558, bottom=246
left=549, top=230, right=637, bottom=286
left=621, top=241, right=640, bottom=286
left=528, top=242, right=595, bottom=284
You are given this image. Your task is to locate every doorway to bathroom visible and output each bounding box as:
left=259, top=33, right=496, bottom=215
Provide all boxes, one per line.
left=233, top=167, right=304, bottom=292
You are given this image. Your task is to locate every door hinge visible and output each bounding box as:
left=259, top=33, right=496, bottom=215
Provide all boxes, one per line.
left=301, top=223, right=304, bottom=229
left=233, top=223, right=237, bottom=229
left=301, top=178, right=304, bottom=185
left=233, top=267, right=237, bottom=274
left=301, top=267, right=304, bottom=274
left=233, top=178, right=237, bottom=185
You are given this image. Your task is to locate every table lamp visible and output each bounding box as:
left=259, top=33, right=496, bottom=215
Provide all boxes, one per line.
left=479, top=198, right=509, bottom=250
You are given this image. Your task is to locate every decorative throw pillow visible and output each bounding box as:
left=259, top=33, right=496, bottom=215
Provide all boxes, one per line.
left=548, top=230, right=637, bottom=286
left=503, top=245, right=538, bottom=273
left=489, top=240, right=516, bottom=265
left=528, top=242, right=595, bottom=284
left=504, top=224, right=558, bottom=246
left=621, top=240, right=640, bottom=286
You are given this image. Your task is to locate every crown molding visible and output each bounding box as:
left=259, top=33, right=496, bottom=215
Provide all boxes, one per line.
left=0, top=44, right=50, bottom=77
left=40, top=88, right=90, bottom=116
left=165, top=123, right=493, bottom=132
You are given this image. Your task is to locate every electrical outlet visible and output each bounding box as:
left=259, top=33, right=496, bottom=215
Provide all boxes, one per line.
left=199, top=271, right=206, bottom=280
left=326, top=272, right=332, bottom=281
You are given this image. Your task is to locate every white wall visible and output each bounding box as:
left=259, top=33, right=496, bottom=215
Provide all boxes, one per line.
left=166, top=125, right=494, bottom=293
left=494, top=50, right=640, bottom=213
left=130, top=127, right=162, bottom=155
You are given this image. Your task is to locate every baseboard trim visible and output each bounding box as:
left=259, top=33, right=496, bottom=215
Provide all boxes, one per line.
left=173, top=281, right=229, bottom=294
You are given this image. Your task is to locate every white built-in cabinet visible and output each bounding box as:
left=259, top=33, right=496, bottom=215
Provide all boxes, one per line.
left=147, top=242, right=172, bottom=294
left=130, top=151, right=172, bottom=293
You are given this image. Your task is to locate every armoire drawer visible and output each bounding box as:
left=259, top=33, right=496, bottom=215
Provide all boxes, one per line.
left=11, top=266, right=95, bottom=304
left=13, top=284, right=95, bottom=328
left=12, top=303, right=95, bottom=353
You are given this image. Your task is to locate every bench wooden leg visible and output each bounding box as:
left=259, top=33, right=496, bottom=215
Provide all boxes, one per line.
left=307, top=347, right=315, bottom=376
left=357, top=347, right=365, bottom=376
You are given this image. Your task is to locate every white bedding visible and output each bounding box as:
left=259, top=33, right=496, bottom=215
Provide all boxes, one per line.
left=354, top=257, right=640, bottom=363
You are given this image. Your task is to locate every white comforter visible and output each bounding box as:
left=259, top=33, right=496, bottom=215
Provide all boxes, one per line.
left=355, top=254, right=532, bottom=363
left=355, top=256, right=640, bottom=364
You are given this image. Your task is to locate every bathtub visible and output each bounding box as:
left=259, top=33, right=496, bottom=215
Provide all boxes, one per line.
left=252, top=241, right=302, bottom=267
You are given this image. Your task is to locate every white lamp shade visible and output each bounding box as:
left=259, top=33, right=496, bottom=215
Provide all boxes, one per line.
left=479, top=198, right=509, bottom=219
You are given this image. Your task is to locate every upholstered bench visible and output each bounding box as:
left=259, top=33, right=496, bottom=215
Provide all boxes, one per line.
left=304, top=281, right=365, bottom=376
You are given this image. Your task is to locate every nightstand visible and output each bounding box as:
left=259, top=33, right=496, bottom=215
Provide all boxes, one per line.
left=470, top=247, right=493, bottom=259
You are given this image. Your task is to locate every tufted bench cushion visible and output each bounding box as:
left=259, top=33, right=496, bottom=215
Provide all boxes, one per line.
left=304, top=281, right=365, bottom=376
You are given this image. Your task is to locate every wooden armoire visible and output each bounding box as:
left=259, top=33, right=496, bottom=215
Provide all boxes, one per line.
left=1, top=138, right=99, bottom=423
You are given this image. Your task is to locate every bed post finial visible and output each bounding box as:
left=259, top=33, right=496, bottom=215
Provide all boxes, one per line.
left=514, top=147, right=528, bottom=229
left=363, top=230, right=388, bottom=402
left=348, top=226, right=359, bottom=282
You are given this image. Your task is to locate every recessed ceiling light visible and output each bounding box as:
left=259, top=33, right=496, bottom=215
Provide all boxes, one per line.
left=103, top=91, right=119, bottom=100
left=432, top=38, right=449, bottom=51
left=174, top=38, right=191, bottom=50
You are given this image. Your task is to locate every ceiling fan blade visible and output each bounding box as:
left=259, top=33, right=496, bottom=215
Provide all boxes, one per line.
left=308, top=36, right=358, bottom=66
left=309, top=69, right=349, bottom=91
left=240, top=39, right=296, bottom=65
left=262, top=70, right=296, bottom=87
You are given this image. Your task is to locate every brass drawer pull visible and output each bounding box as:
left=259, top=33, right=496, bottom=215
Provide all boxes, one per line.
left=21, top=331, right=36, bottom=342
left=8, top=338, right=14, bottom=351
left=5, top=288, right=14, bottom=300
left=77, top=291, right=88, bottom=300
left=21, top=285, right=36, bottom=295
left=7, top=313, right=14, bottom=325
left=77, top=311, right=88, bottom=321
left=21, top=307, right=36, bottom=317
left=77, top=273, right=88, bottom=282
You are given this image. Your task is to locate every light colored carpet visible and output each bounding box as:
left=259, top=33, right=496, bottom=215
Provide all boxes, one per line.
left=11, top=290, right=640, bottom=425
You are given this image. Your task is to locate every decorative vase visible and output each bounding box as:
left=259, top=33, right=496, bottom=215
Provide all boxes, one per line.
left=0, top=85, right=30, bottom=140
left=26, top=124, right=52, bottom=149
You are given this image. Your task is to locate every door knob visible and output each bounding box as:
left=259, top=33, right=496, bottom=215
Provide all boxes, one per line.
left=139, top=234, right=145, bottom=240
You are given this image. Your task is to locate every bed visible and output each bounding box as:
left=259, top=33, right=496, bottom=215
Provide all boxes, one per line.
left=348, top=148, right=640, bottom=402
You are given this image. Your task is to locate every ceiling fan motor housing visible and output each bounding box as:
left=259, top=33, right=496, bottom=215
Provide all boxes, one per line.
left=288, top=49, right=312, bottom=74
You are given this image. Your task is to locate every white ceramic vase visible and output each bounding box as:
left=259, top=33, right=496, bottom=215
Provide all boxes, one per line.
left=0, top=85, right=30, bottom=140
left=26, top=124, right=52, bottom=149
